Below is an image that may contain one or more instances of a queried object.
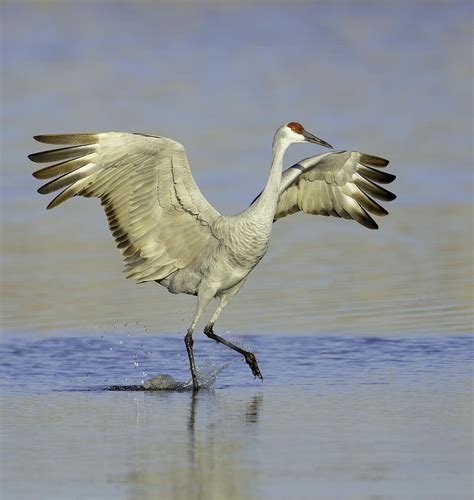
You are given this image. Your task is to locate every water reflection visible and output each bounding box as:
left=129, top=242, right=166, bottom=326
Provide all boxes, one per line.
left=125, top=390, right=264, bottom=500
left=1, top=335, right=471, bottom=499
left=245, top=393, right=263, bottom=423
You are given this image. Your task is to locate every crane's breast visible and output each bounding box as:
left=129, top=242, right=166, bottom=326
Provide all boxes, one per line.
left=216, top=216, right=272, bottom=270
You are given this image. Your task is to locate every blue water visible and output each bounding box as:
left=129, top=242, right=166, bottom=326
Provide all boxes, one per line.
left=2, top=1, right=472, bottom=338
left=1, top=333, right=472, bottom=499
left=1, top=334, right=471, bottom=394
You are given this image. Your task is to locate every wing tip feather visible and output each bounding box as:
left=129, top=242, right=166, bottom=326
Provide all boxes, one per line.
left=33, top=133, right=99, bottom=145
left=32, top=168, right=45, bottom=179
left=46, top=197, right=61, bottom=209
left=360, top=153, right=390, bottom=168
left=360, top=212, right=379, bottom=230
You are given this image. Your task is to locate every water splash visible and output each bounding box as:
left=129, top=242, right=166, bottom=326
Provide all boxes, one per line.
left=195, top=359, right=234, bottom=389
left=106, top=359, right=233, bottom=392
left=140, top=358, right=233, bottom=391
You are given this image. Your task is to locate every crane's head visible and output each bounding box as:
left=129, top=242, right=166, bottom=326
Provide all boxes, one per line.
left=275, top=121, right=333, bottom=149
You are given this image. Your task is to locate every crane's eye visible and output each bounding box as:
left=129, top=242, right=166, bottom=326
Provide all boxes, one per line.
left=287, top=122, right=304, bottom=134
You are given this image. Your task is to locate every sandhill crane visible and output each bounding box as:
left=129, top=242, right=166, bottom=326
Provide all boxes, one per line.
left=29, top=122, right=396, bottom=390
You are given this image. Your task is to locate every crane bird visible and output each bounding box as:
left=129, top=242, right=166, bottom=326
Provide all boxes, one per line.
left=29, top=122, right=396, bottom=390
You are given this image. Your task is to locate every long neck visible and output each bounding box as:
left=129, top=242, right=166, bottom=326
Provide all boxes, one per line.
left=252, top=138, right=288, bottom=215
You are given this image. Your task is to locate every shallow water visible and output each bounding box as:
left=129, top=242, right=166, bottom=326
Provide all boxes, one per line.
left=1, top=1, right=473, bottom=499
left=1, top=334, right=472, bottom=499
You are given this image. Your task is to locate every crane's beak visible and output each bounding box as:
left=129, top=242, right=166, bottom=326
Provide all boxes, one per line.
left=302, top=130, right=333, bottom=149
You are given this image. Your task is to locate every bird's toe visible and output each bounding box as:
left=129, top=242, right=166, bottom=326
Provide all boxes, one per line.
left=244, top=352, right=263, bottom=380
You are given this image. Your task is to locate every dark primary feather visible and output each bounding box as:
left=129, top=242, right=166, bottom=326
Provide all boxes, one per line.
left=359, top=153, right=389, bottom=168
left=32, top=155, right=96, bottom=179
left=28, top=144, right=96, bottom=164
left=269, top=150, right=396, bottom=230
left=37, top=162, right=100, bottom=194
left=30, top=142, right=100, bottom=206
left=357, top=164, right=395, bottom=184
left=353, top=175, right=396, bottom=202
left=33, top=133, right=99, bottom=145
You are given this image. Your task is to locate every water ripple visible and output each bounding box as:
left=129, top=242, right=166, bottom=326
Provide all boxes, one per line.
left=1, top=334, right=471, bottom=395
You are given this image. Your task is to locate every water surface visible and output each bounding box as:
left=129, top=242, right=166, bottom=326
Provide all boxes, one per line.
left=1, top=0, right=472, bottom=337
left=1, top=2, right=473, bottom=499
left=1, top=334, right=472, bottom=499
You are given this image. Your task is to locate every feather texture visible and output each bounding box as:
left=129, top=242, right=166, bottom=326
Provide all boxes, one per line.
left=31, top=132, right=220, bottom=283
left=265, top=150, right=395, bottom=230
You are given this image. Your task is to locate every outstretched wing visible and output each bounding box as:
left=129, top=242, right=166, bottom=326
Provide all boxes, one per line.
left=273, top=151, right=396, bottom=229
left=30, top=132, right=221, bottom=283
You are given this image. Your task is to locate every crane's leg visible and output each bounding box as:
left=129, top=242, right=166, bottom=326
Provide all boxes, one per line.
left=203, top=282, right=263, bottom=380
left=185, top=291, right=213, bottom=391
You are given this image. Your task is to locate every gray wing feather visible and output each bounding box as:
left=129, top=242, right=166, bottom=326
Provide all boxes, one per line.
left=30, top=132, right=220, bottom=283
left=274, top=150, right=396, bottom=230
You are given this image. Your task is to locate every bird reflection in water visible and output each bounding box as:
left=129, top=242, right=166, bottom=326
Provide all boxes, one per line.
left=186, top=390, right=264, bottom=467
left=126, top=391, right=264, bottom=500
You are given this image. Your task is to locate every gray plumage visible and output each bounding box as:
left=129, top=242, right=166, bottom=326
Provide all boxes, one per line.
left=30, top=122, right=396, bottom=390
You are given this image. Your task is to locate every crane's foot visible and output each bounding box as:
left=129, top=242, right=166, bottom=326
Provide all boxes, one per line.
left=203, top=325, right=263, bottom=381
left=244, top=352, right=263, bottom=380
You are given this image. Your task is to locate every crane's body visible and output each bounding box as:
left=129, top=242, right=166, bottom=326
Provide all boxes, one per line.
left=160, top=205, right=272, bottom=296
left=30, top=122, right=396, bottom=390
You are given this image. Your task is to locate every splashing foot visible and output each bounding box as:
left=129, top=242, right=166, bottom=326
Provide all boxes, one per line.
left=244, top=352, right=263, bottom=380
